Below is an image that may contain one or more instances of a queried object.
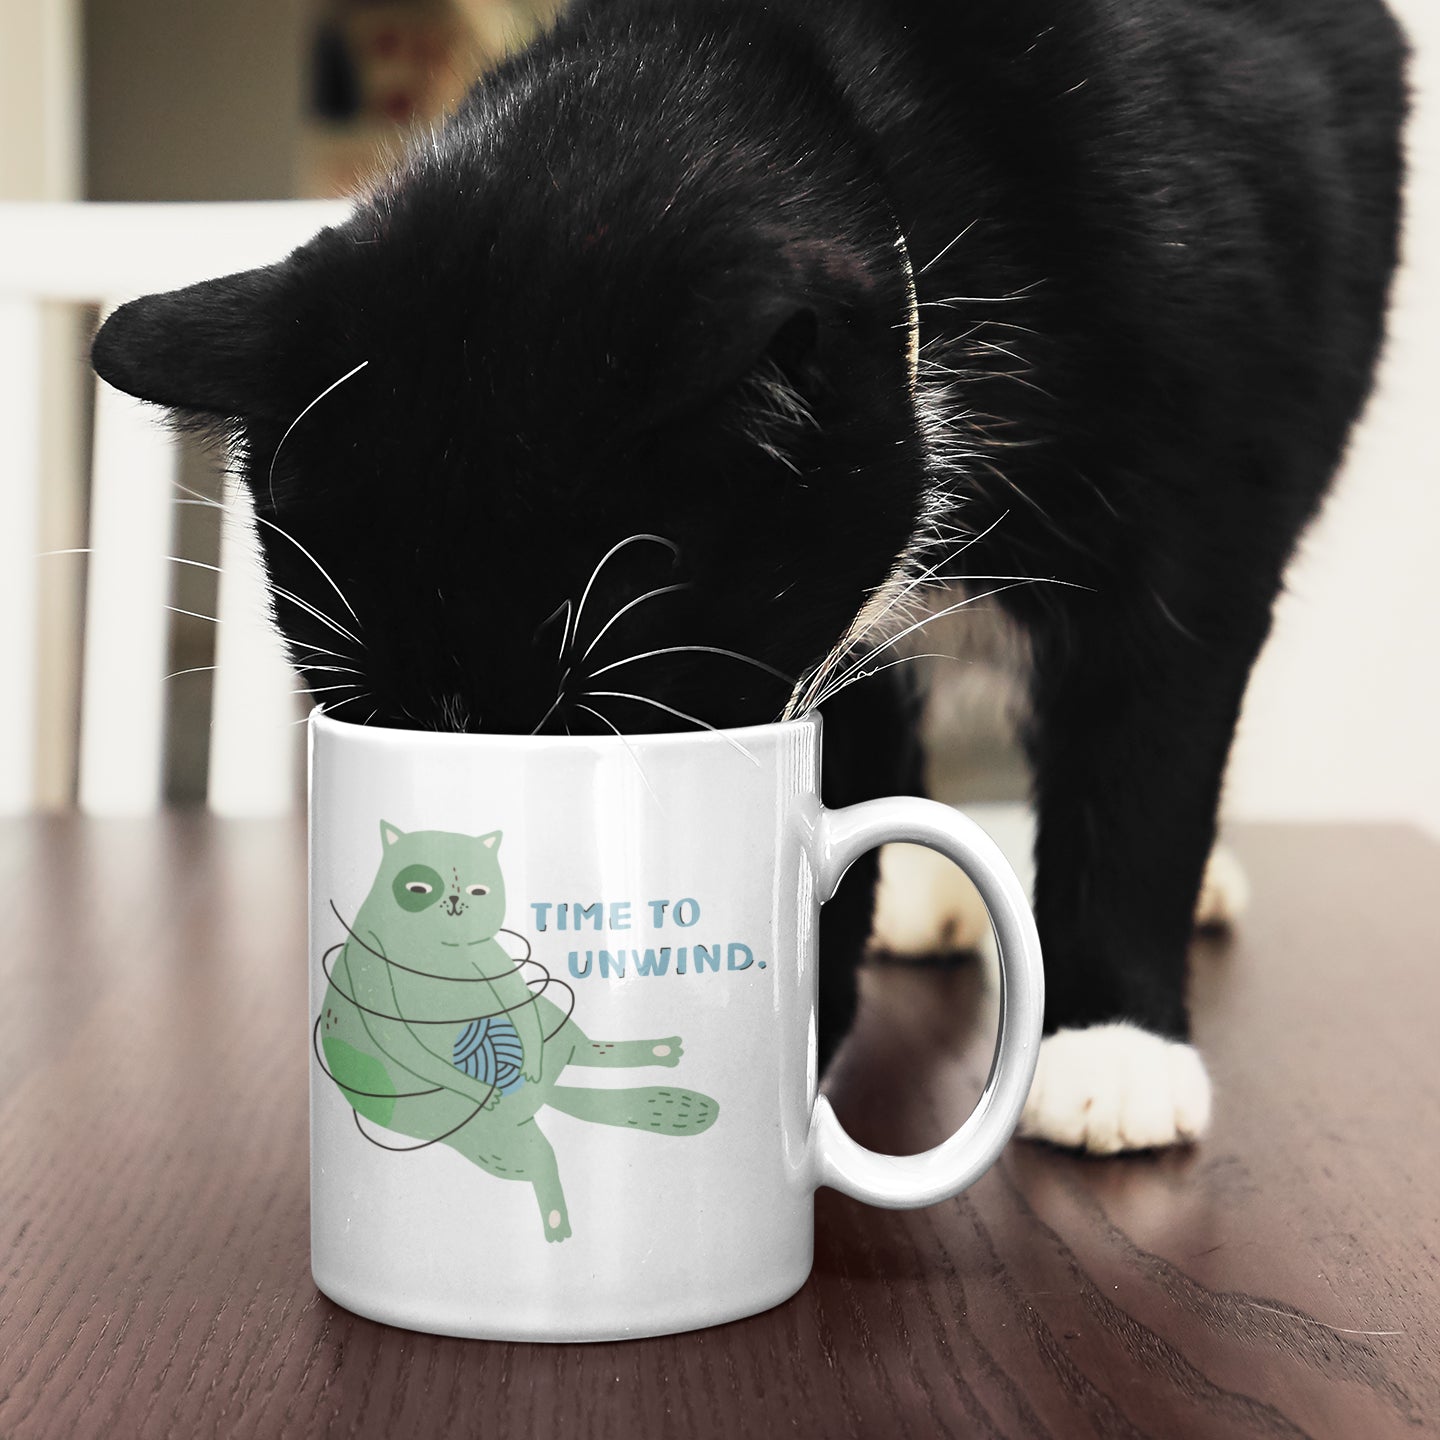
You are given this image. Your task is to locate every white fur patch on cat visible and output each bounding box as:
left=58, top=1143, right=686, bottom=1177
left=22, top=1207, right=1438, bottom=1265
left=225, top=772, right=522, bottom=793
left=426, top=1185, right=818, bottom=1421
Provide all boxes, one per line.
left=1193, top=844, right=1250, bottom=929
left=871, top=842, right=991, bottom=955
left=1019, top=1023, right=1212, bottom=1154
left=874, top=832, right=1247, bottom=954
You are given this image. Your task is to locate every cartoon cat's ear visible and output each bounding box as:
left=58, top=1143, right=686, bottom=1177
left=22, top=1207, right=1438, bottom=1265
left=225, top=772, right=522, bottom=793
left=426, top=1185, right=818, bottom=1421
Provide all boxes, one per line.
left=90, top=263, right=288, bottom=418
left=380, top=820, right=404, bottom=848
left=478, top=830, right=502, bottom=852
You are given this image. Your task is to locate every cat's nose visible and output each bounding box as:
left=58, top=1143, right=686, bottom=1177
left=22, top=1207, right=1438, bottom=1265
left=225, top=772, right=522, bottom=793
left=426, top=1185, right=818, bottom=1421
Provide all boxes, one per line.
left=444, top=894, right=463, bottom=915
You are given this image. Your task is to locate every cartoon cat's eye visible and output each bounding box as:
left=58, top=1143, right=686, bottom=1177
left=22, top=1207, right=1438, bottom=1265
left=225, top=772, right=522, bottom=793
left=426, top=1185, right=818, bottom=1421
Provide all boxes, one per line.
left=393, top=863, right=444, bottom=912
left=467, top=885, right=490, bottom=897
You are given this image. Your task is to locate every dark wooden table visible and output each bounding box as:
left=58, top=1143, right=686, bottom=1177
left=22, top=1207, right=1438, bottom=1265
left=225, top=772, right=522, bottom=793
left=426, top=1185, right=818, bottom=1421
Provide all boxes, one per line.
left=2, top=818, right=1436, bottom=1439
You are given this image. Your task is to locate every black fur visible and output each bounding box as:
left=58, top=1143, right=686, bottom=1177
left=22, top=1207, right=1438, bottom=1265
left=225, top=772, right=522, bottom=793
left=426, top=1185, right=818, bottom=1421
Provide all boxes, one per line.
left=91, top=0, right=1407, bottom=1063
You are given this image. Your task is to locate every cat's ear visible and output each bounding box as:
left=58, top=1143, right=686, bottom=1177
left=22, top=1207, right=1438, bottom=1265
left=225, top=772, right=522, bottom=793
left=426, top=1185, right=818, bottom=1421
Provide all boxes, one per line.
left=90, top=264, right=287, bottom=418
left=478, top=830, right=502, bottom=852
left=381, top=820, right=404, bottom=848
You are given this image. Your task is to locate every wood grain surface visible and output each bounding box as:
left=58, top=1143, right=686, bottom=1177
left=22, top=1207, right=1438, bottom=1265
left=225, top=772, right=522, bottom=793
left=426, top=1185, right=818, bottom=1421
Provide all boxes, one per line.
left=1, top=817, right=1436, bottom=1439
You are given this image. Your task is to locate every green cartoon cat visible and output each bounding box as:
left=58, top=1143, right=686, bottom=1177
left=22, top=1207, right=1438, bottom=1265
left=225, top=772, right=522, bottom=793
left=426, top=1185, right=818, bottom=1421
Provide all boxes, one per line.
left=316, top=822, right=718, bottom=1242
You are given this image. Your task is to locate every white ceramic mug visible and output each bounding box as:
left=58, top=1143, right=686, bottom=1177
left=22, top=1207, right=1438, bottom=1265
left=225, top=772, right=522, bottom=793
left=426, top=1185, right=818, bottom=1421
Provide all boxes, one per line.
left=309, top=709, right=1043, bottom=1341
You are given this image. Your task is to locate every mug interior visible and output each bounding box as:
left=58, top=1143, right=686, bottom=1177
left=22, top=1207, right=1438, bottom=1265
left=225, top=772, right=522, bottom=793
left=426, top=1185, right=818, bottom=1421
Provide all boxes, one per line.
left=309, top=704, right=822, bottom=750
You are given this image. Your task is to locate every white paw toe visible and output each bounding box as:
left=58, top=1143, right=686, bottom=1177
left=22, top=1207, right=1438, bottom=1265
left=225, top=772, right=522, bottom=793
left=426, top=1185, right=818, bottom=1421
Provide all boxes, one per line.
left=1019, top=1023, right=1212, bottom=1154
left=871, top=842, right=990, bottom=955
left=1194, top=844, right=1250, bottom=929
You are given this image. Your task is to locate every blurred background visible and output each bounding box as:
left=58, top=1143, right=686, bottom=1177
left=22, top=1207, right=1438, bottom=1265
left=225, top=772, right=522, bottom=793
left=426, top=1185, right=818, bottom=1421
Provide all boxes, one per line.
left=1, top=0, right=1436, bottom=834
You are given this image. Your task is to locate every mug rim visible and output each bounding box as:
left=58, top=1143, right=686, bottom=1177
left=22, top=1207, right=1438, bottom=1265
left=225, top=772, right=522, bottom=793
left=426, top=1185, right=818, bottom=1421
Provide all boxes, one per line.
left=308, top=705, right=822, bottom=750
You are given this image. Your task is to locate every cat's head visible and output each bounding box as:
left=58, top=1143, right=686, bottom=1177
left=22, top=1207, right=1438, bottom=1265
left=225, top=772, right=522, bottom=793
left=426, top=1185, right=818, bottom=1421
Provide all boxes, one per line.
left=90, top=22, right=933, bottom=733
left=366, top=823, right=507, bottom=955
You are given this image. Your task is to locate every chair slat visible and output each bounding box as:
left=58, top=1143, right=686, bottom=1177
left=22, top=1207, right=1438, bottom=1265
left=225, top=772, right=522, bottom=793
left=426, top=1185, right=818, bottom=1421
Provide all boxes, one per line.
left=78, top=346, right=178, bottom=815
left=1, top=201, right=350, bottom=815
left=207, top=480, right=301, bottom=816
left=0, top=201, right=349, bottom=303
left=0, top=299, right=43, bottom=814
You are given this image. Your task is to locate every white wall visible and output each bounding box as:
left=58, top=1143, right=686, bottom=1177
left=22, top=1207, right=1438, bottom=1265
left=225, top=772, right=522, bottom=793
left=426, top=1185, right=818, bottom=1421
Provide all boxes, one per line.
left=1226, top=0, right=1440, bottom=838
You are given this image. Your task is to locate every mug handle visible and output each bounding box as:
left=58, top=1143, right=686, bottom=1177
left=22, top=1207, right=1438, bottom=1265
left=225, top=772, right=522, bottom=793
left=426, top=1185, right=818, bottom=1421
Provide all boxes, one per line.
left=809, top=797, right=1044, bottom=1207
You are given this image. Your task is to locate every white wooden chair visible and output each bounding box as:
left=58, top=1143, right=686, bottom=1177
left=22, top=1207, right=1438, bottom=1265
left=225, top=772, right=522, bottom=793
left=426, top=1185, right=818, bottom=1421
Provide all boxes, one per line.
left=0, top=200, right=348, bottom=815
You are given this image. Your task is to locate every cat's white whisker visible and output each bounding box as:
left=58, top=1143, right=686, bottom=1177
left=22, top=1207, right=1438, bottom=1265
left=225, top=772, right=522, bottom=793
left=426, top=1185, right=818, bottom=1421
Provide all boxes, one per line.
left=296, top=693, right=365, bottom=726
left=809, top=582, right=1036, bottom=713
left=166, top=604, right=223, bottom=626
left=49, top=541, right=362, bottom=657
left=529, top=693, right=566, bottom=738
left=292, top=682, right=360, bottom=698
left=164, top=664, right=218, bottom=682
left=814, top=570, right=1084, bottom=707
left=574, top=703, right=665, bottom=809
left=290, top=659, right=360, bottom=676
left=541, top=598, right=574, bottom=664
left=165, top=553, right=221, bottom=575
left=588, top=644, right=794, bottom=685
left=918, top=296, right=1019, bottom=310
left=962, top=318, right=1042, bottom=339
left=917, top=217, right=980, bottom=275
left=297, top=665, right=365, bottom=681
left=172, top=480, right=365, bottom=635
left=960, top=337, right=1054, bottom=398
left=250, top=512, right=366, bottom=633
left=787, top=512, right=1014, bottom=716
left=291, top=642, right=359, bottom=665
left=806, top=651, right=957, bottom=712
left=265, top=583, right=363, bottom=649
left=267, top=359, right=370, bottom=514
left=568, top=534, right=681, bottom=655
left=579, top=582, right=692, bottom=662
left=585, top=690, right=759, bottom=766
left=164, top=550, right=361, bottom=649
left=884, top=511, right=1006, bottom=602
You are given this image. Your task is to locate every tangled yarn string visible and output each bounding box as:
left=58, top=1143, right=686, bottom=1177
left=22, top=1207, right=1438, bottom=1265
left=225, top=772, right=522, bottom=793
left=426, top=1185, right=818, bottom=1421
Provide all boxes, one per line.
left=313, top=906, right=577, bottom=1151
left=452, top=1016, right=528, bottom=1094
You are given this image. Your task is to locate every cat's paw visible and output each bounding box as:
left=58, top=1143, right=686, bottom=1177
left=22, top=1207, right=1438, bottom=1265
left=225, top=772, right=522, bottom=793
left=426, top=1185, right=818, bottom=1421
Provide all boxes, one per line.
left=544, top=1207, right=571, bottom=1243
left=871, top=842, right=990, bottom=956
left=1019, top=1023, right=1212, bottom=1154
left=650, top=1038, right=683, bottom=1067
left=483, top=1089, right=503, bottom=1111
left=1194, top=844, right=1249, bottom=930
left=523, top=1070, right=543, bottom=1087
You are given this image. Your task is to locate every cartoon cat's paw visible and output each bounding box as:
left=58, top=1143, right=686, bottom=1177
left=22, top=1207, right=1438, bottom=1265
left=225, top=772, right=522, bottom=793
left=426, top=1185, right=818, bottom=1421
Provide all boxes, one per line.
left=1194, top=844, right=1249, bottom=930
left=1019, top=1023, right=1212, bottom=1154
left=871, top=842, right=990, bottom=956
left=650, top=1038, right=683, bottom=1067
left=483, top=1089, right=503, bottom=1111
left=544, top=1207, right=571, bottom=1243
left=523, top=1070, right=543, bottom=1086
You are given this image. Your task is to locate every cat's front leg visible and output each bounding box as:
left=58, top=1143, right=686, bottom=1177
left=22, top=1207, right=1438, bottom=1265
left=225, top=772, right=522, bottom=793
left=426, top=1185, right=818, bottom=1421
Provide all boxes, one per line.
left=1017, top=600, right=1270, bottom=1153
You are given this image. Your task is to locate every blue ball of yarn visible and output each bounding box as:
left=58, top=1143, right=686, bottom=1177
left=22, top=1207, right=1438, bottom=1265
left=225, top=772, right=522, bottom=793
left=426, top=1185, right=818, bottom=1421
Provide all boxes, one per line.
left=452, top=1015, right=527, bottom=1095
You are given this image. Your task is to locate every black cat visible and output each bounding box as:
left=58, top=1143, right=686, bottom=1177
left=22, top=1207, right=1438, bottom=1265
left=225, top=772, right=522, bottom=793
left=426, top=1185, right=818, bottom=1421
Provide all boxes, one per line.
left=91, top=0, right=1407, bottom=1152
